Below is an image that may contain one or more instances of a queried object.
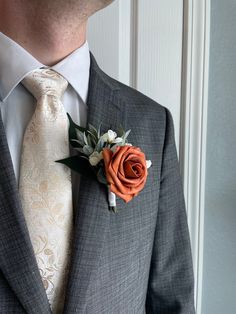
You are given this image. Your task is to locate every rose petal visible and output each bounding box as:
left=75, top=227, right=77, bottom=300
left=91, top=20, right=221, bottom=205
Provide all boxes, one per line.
left=102, top=148, right=114, bottom=184
left=124, top=161, right=142, bottom=178
left=103, top=145, right=148, bottom=202
left=110, top=184, right=134, bottom=203
left=117, top=172, right=144, bottom=186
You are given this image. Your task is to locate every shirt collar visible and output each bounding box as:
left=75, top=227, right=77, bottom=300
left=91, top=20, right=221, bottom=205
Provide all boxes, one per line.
left=51, top=41, right=90, bottom=103
left=0, top=32, right=90, bottom=103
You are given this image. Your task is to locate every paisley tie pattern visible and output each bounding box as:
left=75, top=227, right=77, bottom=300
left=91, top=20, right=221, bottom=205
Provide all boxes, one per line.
left=19, top=69, right=73, bottom=313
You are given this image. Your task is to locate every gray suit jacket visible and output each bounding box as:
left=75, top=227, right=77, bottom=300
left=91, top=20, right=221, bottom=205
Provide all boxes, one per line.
left=0, top=54, right=195, bottom=313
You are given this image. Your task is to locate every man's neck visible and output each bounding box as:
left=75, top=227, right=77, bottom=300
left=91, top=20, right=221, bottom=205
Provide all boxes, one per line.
left=0, top=1, right=88, bottom=66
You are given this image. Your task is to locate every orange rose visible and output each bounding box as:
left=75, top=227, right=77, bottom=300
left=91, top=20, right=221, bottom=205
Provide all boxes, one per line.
left=103, top=145, right=148, bottom=203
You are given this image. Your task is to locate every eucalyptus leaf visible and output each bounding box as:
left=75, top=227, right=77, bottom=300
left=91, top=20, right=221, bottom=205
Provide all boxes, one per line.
left=74, top=147, right=86, bottom=154
left=110, top=144, right=118, bottom=152
left=88, top=124, right=98, bottom=139
left=83, top=132, right=88, bottom=145
left=97, top=123, right=102, bottom=138
left=91, top=137, right=98, bottom=147
left=95, top=137, right=105, bottom=152
left=124, top=129, right=131, bottom=140
left=83, top=145, right=94, bottom=155
left=76, top=129, right=85, bottom=144
left=97, top=167, right=108, bottom=185
left=87, top=131, right=98, bottom=145
left=86, top=134, right=93, bottom=148
left=71, top=139, right=84, bottom=148
left=117, top=126, right=125, bottom=137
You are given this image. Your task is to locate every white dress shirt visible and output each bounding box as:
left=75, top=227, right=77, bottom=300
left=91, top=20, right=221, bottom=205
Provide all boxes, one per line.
left=0, top=32, right=90, bottom=206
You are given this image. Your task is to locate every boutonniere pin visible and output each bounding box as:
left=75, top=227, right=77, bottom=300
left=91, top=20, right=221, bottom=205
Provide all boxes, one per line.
left=57, top=115, right=152, bottom=212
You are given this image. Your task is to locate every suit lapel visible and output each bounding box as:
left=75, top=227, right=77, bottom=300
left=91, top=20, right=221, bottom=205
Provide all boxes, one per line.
left=64, top=54, right=126, bottom=313
left=0, top=115, right=51, bottom=313
left=0, top=53, right=126, bottom=313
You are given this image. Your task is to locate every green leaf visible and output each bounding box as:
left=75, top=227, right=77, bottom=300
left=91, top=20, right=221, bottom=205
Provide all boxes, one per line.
left=67, top=115, right=77, bottom=140
left=67, top=114, right=86, bottom=142
left=86, top=134, right=93, bottom=148
left=124, top=129, right=131, bottom=140
left=83, top=145, right=94, bottom=155
left=67, top=113, right=86, bottom=132
left=97, top=167, right=108, bottom=185
left=87, top=131, right=98, bottom=146
left=88, top=124, right=98, bottom=139
left=83, top=132, right=88, bottom=145
left=95, top=137, right=105, bottom=152
left=117, top=126, right=125, bottom=137
left=97, top=123, right=102, bottom=138
left=71, top=139, right=84, bottom=148
left=74, top=147, right=86, bottom=154
left=76, top=129, right=85, bottom=145
left=56, top=156, right=95, bottom=178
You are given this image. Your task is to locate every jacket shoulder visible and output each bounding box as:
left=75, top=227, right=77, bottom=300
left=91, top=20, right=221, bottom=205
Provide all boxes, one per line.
left=90, top=53, right=169, bottom=129
left=110, top=76, right=168, bottom=124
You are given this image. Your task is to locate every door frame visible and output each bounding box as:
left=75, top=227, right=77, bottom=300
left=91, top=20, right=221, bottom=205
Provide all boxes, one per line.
left=180, top=0, right=211, bottom=313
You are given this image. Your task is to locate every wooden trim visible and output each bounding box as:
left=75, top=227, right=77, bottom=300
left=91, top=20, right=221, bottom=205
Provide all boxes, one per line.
left=118, top=0, right=138, bottom=88
left=180, top=0, right=211, bottom=312
left=118, top=0, right=132, bottom=85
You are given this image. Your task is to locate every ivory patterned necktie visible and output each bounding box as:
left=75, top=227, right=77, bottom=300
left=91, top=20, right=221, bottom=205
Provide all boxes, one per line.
left=19, top=69, right=73, bottom=314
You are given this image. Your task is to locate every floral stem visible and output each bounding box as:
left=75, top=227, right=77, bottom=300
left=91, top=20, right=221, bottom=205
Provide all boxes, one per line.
left=109, top=206, right=117, bottom=213
left=108, top=187, right=117, bottom=213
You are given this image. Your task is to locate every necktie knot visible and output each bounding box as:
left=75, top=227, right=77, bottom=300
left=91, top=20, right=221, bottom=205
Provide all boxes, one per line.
left=22, top=69, right=68, bottom=100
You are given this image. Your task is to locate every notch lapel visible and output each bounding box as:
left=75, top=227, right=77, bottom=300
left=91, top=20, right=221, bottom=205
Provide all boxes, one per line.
left=64, top=54, right=126, bottom=313
left=0, top=115, right=51, bottom=313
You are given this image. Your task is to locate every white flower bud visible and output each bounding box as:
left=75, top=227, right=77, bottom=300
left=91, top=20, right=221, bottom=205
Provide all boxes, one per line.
left=102, top=130, right=117, bottom=143
left=146, top=160, right=152, bottom=169
left=113, top=137, right=123, bottom=143
left=89, top=151, right=103, bottom=166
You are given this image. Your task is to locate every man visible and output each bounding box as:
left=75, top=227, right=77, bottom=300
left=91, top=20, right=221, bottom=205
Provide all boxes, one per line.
left=0, top=0, right=195, bottom=313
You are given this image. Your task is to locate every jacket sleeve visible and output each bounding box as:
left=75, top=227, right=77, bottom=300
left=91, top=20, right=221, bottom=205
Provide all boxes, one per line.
left=145, top=108, right=195, bottom=313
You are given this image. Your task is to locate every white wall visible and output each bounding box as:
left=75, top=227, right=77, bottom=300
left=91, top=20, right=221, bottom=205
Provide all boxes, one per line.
left=202, top=0, right=236, bottom=313
left=88, top=0, right=183, bottom=149
left=88, top=1, right=120, bottom=80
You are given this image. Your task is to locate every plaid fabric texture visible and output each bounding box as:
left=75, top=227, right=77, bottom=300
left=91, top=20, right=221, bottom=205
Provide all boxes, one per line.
left=0, top=54, right=195, bottom=314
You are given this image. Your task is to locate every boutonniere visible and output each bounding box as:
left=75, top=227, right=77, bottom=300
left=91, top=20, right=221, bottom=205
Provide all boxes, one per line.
left=57, top=114, right=152, bottom=212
